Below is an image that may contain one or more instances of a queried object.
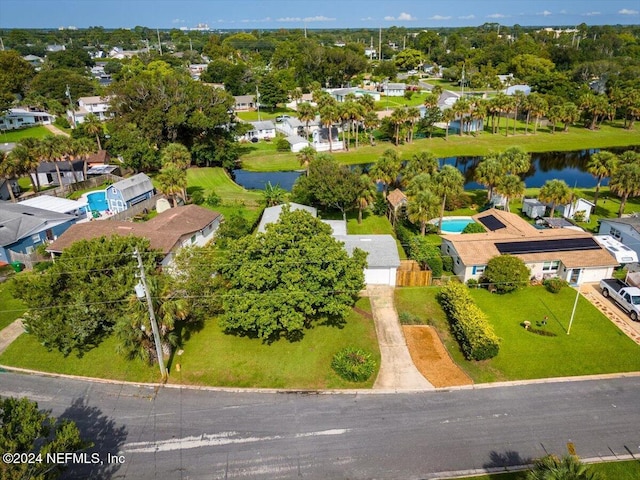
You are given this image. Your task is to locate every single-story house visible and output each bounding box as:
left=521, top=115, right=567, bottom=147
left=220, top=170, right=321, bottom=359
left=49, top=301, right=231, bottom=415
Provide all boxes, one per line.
left=285, top=135, right=311, bottom=153
left=0, top=203, right=79, bottom=264
left=19, top=195, right=88, bottom=218
left=0, top=178, right=21, bottom=201
left=47, top=204, right=222, bottom=266
left=598, top=216, right=640, bottom=261
left=312, top=127, right=342, bottom=152
left=554, top=198, right=595, bottom=223
left=22, top=54, right=44, bottom=69
left=69, top=96, right=113, bottom=124
left=327, top=87, right=380, bottom=103
left=105, top=173, right=154, bottom=213
left=0, top=108, right=54, bottom=131
left=335, top=235, right=400, bottom=287
left=240, top=120, right=276, bottom=141
left=233, top=95, right=256, bottom=111
left=258, top=203, right=318, bottom=233
left=381, top=83, right=407, bottom=97
left=37, top=160, right=86, bottom=187
left=523, top=198, right=547, bottom=219
left=441, top=209, right=618, bottom=286
left=276, top=117, right=305, bottom=137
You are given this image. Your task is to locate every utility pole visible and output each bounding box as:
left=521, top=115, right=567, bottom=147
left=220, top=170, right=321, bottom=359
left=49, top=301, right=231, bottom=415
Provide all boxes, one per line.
left=65, top=85, right=76, bottom=128
left=567, top=284, right=580, bottom=335
left=378, top=27, right=382, bottom=62
left=157, top=28, right=163, bottom=55
left=256, top=85, right=261, bottom=121
left=134, top=249, right=167, bottom=380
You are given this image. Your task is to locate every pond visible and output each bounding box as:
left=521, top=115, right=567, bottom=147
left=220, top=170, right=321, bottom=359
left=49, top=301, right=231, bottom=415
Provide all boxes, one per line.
left=232, top=146, right=639, bottom=192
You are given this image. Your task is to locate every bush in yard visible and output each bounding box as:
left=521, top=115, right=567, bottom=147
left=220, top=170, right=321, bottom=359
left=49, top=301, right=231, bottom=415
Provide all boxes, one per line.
left=438, top=282, right=500, bottom=360
left=462, top=222, right=486, bottom=234
left=407, top=236, right=443, bottom=277
left=274, top=136, right=291, bottom=152
left=331, top=347, right=376, bottom=382
left=543, top=277, right=568, bottom=294
left=466, top=278, right=478, bottom=289
left=442, top=255, right=454, bottom=273
left=205, top=191, right=221, bottom=206
left=483, top=255, right=530, bottom=294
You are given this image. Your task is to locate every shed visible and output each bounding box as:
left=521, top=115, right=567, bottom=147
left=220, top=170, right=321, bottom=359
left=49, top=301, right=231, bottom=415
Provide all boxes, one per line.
left=105, top=173, right=154, bottom=213
left=523, top=198, right=547, bottom=219
left=285, top=135, right=310, bottom=153
left=554, top=198, right=595, bottom=223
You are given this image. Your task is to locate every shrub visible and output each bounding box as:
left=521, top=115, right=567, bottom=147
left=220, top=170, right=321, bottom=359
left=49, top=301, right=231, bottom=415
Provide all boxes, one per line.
left=54, top=116, right=70, bottom=129
left=373, top=192, right=388, bottom=216
left=205, top=191, right=221, bottom=206
left=438, top=282, right=500, bottom=360
left=399, top=311, right=427, bottom=325
left=407, top=236, right=442, bottom=277
left=274, top=136, right=291, bottom=152
left=543, top=277, right=568, bottom=294
left=484, top=255, right=530, bottom=294
left=331, top=347, right=376, bottom=382
left=442, top=255, right=454, bottom=273
left=190, top=189, right=205, bottom=205
left=462, top=222, right=486, bottom=234
left=33, top=261, right=53, bottom=272
left=466, top=278, right=478, bottom=289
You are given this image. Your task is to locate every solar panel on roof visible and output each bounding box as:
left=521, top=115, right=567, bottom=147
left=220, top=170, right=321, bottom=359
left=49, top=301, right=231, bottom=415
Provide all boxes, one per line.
left=478, top=214, right=506, bottom=231
left=495, top=237, right=600, bottom=255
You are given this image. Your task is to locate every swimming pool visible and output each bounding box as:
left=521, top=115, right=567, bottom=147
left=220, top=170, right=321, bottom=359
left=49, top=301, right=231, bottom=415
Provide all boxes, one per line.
left=434, top=216, right=476, bottom=234
left=87, top=191, right=108, bottom=212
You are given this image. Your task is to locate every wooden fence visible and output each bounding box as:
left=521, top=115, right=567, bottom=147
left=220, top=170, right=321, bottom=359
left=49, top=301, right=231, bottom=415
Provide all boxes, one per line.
left=106, top=194, right=165, bottom=222
left=395, top=260, right=432, bottom=287
left=20, top=174, right=123, bottom=200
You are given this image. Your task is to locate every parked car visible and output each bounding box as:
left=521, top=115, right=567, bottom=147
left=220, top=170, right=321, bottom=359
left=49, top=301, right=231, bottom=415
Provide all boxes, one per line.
left=600, top=278, right=640, bottom=321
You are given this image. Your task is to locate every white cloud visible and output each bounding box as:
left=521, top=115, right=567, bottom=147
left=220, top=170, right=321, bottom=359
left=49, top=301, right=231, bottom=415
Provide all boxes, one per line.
left=360, top=17, right=374, bottom=21
left=539, top=10, right=552, bottom=17
left=385, top=12, right=416, bottom=21
left=277, top=17, right=301, bottom=22
left=303, top=15, right=335, bottom=22
left=486, top=13, right=506, bottom=19
left=619, top=9, right=639, bottom=15
left=584, top=11, right=601, bottom=16
left=172, top=18, right=185, bottom=24
left=458, top=14, right=475, bottom=20
left=430, top=15, right=452, bottom=21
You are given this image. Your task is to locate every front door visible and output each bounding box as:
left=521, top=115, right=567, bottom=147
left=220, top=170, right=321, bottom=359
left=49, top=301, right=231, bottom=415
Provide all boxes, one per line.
left=569, top=269, right=581, bottom=285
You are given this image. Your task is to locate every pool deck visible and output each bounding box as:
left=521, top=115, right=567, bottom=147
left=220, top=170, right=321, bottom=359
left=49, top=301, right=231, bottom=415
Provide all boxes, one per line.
left=78, top=190, right=113, bottom=222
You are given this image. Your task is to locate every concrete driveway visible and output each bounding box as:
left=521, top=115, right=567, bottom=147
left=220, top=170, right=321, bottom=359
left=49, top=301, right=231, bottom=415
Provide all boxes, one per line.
left=366, top=285, right=434, bottom=391
left=580, top=282, right=640, bottom=345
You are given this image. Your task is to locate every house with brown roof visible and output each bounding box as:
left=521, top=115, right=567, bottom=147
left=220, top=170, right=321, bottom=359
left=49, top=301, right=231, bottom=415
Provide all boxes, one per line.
left=441, top=209, right=618, bottom=286
left=46, top=204, right=222, bottom=266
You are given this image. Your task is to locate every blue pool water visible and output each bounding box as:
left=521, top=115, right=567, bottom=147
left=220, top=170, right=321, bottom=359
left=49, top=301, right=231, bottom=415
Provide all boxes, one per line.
left=87, top=191, right=108, bottom=212
left=439, top=218, right=475, bottom=233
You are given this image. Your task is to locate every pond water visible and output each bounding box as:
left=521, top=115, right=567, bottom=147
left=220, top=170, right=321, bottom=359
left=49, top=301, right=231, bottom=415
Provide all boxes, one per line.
left=232, top=146, right=639, bottom=192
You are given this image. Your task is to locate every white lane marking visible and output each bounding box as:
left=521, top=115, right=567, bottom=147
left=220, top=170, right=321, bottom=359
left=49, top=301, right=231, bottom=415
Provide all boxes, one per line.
left=123, top=428, right=350, bottom=453
left=0, top=391, right=54, bottom=402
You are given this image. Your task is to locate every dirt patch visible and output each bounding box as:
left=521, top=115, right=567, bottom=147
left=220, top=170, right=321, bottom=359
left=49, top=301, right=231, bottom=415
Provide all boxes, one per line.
left=403, top=325, right=473, bottom=388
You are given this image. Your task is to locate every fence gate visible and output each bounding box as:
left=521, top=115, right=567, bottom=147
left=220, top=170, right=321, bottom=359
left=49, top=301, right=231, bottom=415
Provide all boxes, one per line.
left=396, top=260, right=432, bottom=287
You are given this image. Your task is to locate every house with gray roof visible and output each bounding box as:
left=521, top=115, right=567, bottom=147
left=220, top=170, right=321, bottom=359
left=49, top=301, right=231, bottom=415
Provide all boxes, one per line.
left=0, top=203, right=78, bottom=265
left=105, top=173, right=154, bottom=213
left=257, top=203, right=318, bottom=233
left=285, top=135, right=310, bottom=153
left=233, top=95, right=256, bottom=111
left=240, top=120, right=276, bottom=141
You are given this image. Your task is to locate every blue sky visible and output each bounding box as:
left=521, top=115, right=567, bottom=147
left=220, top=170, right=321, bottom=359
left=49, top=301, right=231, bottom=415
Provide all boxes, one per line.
left=1, top=1, right=639, bottom=29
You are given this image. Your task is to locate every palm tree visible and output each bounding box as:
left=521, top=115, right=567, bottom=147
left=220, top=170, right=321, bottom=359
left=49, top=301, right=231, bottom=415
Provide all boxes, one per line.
left=351, top=102, right=365, bottom=150
left=538, top=179, right=572, bottom=218
left=16, top=138, right=42, bottom=192
left=363, top=110, right=380, bottom=146
left=389, top=108, right=408, bottom=146
left=355, top=174, right=377, bottom=224
left=526, top=455, right=603, bottom=480
left=263, top=181, right=287, bottom=207
left=586, top=151, right=618, bottom=210
left=72, top=137, right=96, bottom=181
left=547, top=104, right=563, bottom=133
left=0, top=151, right=19, bottom=202
left=405, top=106, right=421, bottom=143
left=561, top=102, right=580, bottom=132
left=39, top=135, right=65, bottom=188
left=512, top=90, right=526, bottom=135
left=296, top=146, right=316, bottom=176
left=452, top=97, right=471, bottom=136
left=500, top=146, right=530, bottom=175
left=493, top=92, right=510, bottom=135
left=370, top=149, right=402, bottom=197
left=474, top=156, right=503, bottom=201
left=408, top=189, right=439, bottom=235
left=442, top=108, right=455, bottom=140
left=432, top=165, right=464, bottom=234
left=403, top=151, right=438, bottom=182
left=160, top=142, right=191, bottom=170
left=495, top=174, right=525, bottom=212
left=619, top=150, right=639, bottom=166
left=527, top=93, right=548, bottom=135
left=297, top=102, right=316, bottom=140
left=319, top=102, right=338, bottom=152
left=609, top=162, right=640, bottom=217
left=83, top=113, right=104, bottom=150
left=157, top=164, right=187, bottom=207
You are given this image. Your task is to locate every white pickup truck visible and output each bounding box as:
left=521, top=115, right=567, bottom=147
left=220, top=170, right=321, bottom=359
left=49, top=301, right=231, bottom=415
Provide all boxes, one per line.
left=600, top=278, right=640, bottom=321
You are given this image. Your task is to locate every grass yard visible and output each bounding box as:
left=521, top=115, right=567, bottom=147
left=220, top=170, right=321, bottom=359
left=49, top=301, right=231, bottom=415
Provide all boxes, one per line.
left=0, top=281, right=25, bottom=331
left=235, top=107, right=297, bottom=122
left=452, top=460, right=640, bottom=480
left=0, top=126, right=51, bottom=142
left=395, top=285, right=640, bottom=384
left=0, top=332, right=160, bottom=383
left=168, top=297, right=380, bottom=389
left=239, top=122, right=640, bottom=172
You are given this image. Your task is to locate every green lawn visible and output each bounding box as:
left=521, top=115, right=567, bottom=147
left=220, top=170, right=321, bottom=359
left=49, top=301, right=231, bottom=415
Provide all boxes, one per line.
left=235, top=107, right=296, bottom=122
left=0, top=332, right=160, bottom=383
left=0, top=126, right=52, bottom=142
left=395, top=285, right=640, bottom=383
left=240, top=122, right=640, bottom=172
left=167, top=297, right=380, bottom=389
left=451, top=460, right=640, bottom=480
left=374, top=91, right=430, bottom=110
left=0, top=281, right=25, bottom=331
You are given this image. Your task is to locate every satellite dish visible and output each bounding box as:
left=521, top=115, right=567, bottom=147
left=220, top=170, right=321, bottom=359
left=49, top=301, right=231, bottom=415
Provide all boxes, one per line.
left=156, top=198, right=171, bottom=213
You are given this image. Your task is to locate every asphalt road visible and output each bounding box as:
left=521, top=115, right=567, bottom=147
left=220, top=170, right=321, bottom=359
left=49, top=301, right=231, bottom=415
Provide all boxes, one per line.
left=1, top=372, right=640, bottom=479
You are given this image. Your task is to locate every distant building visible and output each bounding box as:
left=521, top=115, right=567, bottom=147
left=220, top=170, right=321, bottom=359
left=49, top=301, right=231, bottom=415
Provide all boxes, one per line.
left=0, top=108, right=54, bottom=131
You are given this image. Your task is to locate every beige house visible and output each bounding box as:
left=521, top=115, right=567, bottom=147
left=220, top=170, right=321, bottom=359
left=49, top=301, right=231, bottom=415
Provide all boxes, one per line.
left=441, top=209, right=618, bottom=286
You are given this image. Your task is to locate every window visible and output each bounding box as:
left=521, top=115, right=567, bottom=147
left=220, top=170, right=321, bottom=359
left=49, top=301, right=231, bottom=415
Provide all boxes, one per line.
left=191, top=235, right=196, bottom=244
left=543, top=260, right=560, bottom=272
left=609, top=227, right=621, bottom=240
left=473, top=265, right=486, bottom=275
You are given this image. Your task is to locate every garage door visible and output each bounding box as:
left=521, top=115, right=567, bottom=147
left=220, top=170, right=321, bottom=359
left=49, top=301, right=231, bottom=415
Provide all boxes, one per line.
left=365, top=268, right=394, bottom=286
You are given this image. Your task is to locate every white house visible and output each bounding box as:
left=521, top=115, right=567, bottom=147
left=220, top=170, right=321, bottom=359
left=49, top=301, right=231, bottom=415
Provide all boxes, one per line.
left=598, top=216, right=640, bottom=261
left=441, top=209, right=618, bottom=286
left=312, top=127, right=342, bottom=152
left=240, top=120, right=276, bottom=141
left=285, top=135, right=311, bottom=153
left=0, top=109, right=54, bottom=131
left=69, top=96, right=113, bottom=124
left=327, top=87, right=381, bottom=103
left=554, top=198, right=595, bottom=223
left=276, top=117, right=305, bottom=137
left=233, top=95, right=256, bottom=111
left=381, top=82, right=406, bottom=97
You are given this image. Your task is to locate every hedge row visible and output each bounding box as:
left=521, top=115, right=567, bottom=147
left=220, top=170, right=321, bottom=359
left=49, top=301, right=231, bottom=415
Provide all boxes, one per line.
left=438, top=282, right=500, bottom=361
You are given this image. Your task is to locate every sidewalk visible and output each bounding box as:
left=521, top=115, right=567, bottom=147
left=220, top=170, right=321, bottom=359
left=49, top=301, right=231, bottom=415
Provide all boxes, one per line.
left=0, top=319, right=25, bottom=355
left=366, top=286, right=435, bottom=391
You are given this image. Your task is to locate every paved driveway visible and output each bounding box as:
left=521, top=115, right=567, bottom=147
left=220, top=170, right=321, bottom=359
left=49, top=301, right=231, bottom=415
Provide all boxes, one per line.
left=580, top=283, right=640, bottom=345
